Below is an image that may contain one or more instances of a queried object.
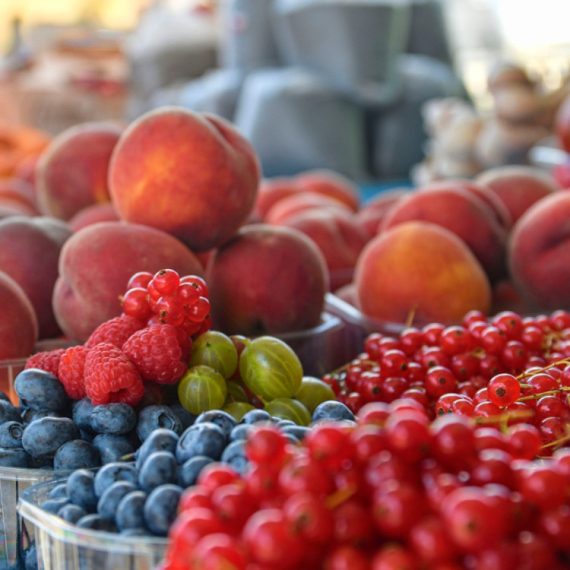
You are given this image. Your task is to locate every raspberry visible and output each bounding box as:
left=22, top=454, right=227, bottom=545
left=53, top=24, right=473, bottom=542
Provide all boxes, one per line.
left=122, top=325, right=188, bottom=385
left=25, top=349, right=66, bottom=378
left=85, top=316, right=145, bottom=349
left=84, top=343, right=145, bottom=406
left=58, top=346, right=90, bottom=400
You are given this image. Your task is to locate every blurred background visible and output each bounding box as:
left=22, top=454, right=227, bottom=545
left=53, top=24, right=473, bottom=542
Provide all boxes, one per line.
left=1, top=0, right=569, bottom=183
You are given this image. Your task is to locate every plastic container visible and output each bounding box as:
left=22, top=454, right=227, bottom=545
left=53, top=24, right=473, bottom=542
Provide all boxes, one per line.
left=0, top=467, right=82, bottom=570
left=19, top=479, right=167, bottom=570
left=324, top=293, right=405, bottom=363
left=273, top=311, right=345, bottom=376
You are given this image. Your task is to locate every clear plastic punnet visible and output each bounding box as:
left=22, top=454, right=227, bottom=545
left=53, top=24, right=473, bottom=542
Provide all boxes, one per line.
left=18, top=479, right=167, bottom=570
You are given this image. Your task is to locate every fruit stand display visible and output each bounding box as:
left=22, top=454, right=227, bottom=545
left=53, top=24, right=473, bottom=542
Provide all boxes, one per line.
left=0, top=96, right=570, bottom=570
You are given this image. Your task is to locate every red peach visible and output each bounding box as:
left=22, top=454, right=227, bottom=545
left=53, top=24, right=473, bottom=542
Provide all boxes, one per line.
left=265, top=193, right=352, bottom=225
left=509, top=192, right=570, bottom=311
left=0, top=179, right=38, bottom=214
left=53, top=221, right=203, bottom=342
left=476, top=166, right=558, bottom=224
left=255, top=178, right=302, bottom=219
left=382, top=184, right=508, bottom=281
left=69, top=203, right=120, bottom=233
left=279, top=210, right=370, bottom=290
left=295, top=169, right=360, bottom=211
left=0, top=270, right=38, bottom=359
left=356, top=189, right=409, bottom=235
left=0, top=216, right=71, bottom=339
left=109, top=108, right=260, bottom=251
left=36, top=122, right=121, bottom=220
left=355, top=221, right=491, bottom=325
left=208, top=225, right=328, bottom=335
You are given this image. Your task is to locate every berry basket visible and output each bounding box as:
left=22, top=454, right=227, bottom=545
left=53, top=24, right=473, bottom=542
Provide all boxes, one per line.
left=0, top=467, right=80, bottom=570
left=18, top=479, right=167, bottom=570
left=324, top=293, right=405, bottom=363
left=272, top=311, right=345, bottom=377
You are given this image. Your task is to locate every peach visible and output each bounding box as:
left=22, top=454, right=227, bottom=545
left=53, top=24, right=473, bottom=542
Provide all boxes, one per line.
left=476, top=166, right=558, bottom=224
left=265, top=193, right=352, bottom=226
left=356, top=189, right=409, bottom=235
left=53, top=221, right=203, bottom=342
left=0, top=271, right=38, bottom=359
left=556, top=94, right=570, bottom=154
left=69, top=203, right=120, bottom=233
left=355, top=222, right=491, bottom=325
left=0, top=216, right=71, bottom=339
left=208, top=225, right=328, bottom=335
left=382, top=185, right=508, bottom=282
left=0, top=179, right=38, bottom=213
left=109, top=108, right=260, bottom=252
left=0, top=204, right=31, bottom=221
left=255, top=178, right=301, bottom=219
left=419, top=180, right=512, bottom=231
left=279, top=210, right=370, bottom=290
left=36, top=122, right=121, bottom=220
left=509, top=192, right=570, bottom=311
left=295, top=169, right=360, bottom=211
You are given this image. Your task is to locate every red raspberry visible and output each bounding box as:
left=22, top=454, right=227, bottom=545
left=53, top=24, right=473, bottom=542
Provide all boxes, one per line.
left=84, top=343, right=145, bottom=406
left=25, top=349, right=66, bottom=378
left=58, top=346, right=90, bottom=400
left=122, top=325, right=188, bottom=385
left=85, top=316, right=145, bottom=349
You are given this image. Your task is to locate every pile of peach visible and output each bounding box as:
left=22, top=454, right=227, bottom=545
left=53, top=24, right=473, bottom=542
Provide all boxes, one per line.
left=2, top=105, right=570, bottom=371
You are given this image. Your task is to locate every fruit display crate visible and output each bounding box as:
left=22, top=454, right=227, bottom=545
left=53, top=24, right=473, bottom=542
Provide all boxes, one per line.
left=18, top=479, right=167, bottom=570
left=325, top=292, right=404, bottom=363
left=0, top=467, right=80, bottom=570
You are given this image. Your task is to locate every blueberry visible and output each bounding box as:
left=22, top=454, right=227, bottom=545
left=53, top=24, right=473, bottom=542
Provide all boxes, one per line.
left=67, top=470, right=98, bottom=512
left=312, top=401, right=355, bottom=423
left=49, top=483, right=68, bottom=500
left=120, top=528, right=151, bottom=537
left=277, top=419, right=296, bottom=428
left=97, top=481, right=138, bottom=520
left=169, top=404, right=197, bottom=430
left=22, top=417, right=80, bottom=458
left=89, top=404, right=137, bottom=435
left=0, top=447, right=31, bottom=467
left=230, top=424, right=252, bottom=442
left=40, top=497, right=70, bottom=515
left=195, top=410, right=237, bottom=438
left=135, top=429, right=179, bottom=470
left=282, top=425, right=310, bottom=441
left=0, top=399, right=24, bottom=424
left=25, top=544, right=38, bottom=570
left=0, top=391, right=10, bottom=403
left=0, top=421, right=24, bottom=448
left=137, top=406, right=183, bottom=442
left=58, top=504, right=87, bottom=524
left=143, top=484, right=182, bottom=536
left=116, top=491, right=147, bottom=531
left=138, top=451, right=177, bottom=493
left=176, top=422, right=226, bottom=463
left=72, top=399, right=96, bottom=433
left=76, top=514, right=118, bottom=532
left=14, top=369, right=68, bottom=412
left=54, top=440, right=101, bottom=471
left=221, top=440, right=248, bottom=475
left=285, top=433, right=299, bottom=444
left=21, top=409, right=60, bottom=424
left=91, top=434, right=135, bottom=465
left=94, top=463, right=138, bottom=497
left=178, top=456, right=214, bottom=488
left=240, top=410, right=272, bottom=425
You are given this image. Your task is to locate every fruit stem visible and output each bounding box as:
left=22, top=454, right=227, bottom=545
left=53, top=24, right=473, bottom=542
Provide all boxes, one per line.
left=324, top=484, right=358, bottom=510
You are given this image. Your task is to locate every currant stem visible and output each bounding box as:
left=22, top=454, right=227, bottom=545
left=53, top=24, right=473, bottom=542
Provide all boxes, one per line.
left=324, top=484, right=358, bottom=510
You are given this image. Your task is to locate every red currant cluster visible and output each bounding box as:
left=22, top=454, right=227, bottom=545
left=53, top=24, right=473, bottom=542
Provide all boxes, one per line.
left=121, top=269, right=211, bottom=338
left=322, top=311, right=570, bottom=449
left=159, top=409, right=570, bottom=570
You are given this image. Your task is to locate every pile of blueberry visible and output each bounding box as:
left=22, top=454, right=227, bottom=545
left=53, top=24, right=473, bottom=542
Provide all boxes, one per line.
left=36, top=403, right=355, bottom=539
left=0, top=368, right=193, bottom=470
